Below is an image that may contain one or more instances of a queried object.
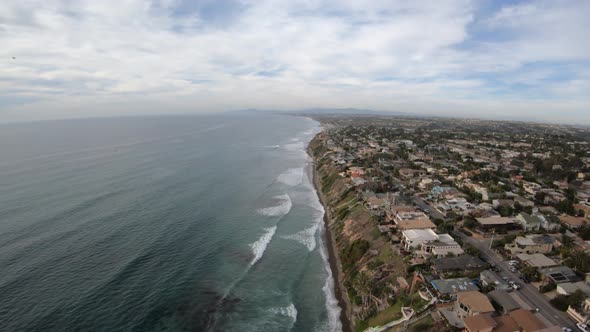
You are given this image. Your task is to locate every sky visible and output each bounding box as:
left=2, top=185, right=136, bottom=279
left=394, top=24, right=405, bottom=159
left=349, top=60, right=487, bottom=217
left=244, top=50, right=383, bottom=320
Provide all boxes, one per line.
left=1, top=0, right=589, bottom=124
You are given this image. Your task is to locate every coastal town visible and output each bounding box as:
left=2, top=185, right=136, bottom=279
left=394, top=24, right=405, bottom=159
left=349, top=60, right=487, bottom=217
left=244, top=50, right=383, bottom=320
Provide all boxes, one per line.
left=307, top=115, right=590, bottom=332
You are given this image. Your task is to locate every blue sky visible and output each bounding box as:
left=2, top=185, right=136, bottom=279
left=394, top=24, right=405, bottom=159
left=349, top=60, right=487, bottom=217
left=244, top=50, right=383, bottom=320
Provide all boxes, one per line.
left=0, top=0, right=589, bottom=123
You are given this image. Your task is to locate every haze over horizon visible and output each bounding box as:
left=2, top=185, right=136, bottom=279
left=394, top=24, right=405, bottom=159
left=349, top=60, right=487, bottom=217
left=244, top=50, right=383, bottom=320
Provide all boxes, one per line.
left=1, top=0, right=589, bottom=124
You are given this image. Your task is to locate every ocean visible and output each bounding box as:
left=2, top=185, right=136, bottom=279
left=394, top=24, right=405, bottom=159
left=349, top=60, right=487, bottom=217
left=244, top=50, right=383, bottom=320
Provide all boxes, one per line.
left=0, top=113, right=342, bottom=332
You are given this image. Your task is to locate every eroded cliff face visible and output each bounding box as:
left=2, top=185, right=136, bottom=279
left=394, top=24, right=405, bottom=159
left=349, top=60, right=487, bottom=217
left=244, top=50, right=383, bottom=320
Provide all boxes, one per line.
left=309, top=135, right=407, bottom=329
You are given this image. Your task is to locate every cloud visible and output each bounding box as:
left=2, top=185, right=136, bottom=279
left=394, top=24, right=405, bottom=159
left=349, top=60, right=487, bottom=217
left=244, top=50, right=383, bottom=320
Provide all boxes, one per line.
left=0, top=0, right=588, bottom=123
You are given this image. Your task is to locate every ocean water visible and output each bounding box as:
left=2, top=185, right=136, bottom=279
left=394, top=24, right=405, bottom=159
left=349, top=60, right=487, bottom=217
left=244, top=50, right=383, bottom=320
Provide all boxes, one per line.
left=0, top=113, right=342, bottom=332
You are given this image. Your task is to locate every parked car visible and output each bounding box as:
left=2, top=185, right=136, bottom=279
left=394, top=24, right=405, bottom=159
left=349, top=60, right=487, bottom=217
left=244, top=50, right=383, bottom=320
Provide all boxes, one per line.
left=563, top=327, right=573, bottom=332
left=577, top=323, right=588, bottom=332
left=509, top=266, right=518, bottom=273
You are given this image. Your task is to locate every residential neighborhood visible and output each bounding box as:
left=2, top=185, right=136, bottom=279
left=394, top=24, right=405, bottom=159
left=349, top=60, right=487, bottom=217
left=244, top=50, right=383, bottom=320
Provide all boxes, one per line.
left=309, top=115, right=590, bottom=332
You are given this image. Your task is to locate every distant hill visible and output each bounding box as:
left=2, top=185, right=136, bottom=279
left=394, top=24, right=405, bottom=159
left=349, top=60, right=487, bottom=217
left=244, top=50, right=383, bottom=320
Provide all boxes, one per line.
left=289, top=108, right=406, bottom=116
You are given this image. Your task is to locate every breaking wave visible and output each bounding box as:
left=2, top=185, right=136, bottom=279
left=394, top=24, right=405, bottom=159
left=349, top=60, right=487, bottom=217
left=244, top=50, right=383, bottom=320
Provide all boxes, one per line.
left=249, top=226, right=277, bottom=266
left=318, top=230, right=343, bottom=332
left=282, top=224, right=318, bottom=252
left=270, top=303, right=298, bottom=323
left=257, top=194, right=292, bottom=217
left=277, top=168, right=304, bottom=186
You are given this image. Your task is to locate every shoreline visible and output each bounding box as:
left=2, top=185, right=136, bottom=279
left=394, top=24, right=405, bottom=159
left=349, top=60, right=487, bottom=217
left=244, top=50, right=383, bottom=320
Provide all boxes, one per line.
left=307, top=141, right=354, bottom=332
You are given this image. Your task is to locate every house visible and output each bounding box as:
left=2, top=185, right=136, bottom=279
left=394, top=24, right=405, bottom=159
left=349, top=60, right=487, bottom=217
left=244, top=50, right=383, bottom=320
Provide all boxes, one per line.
left=523, top=181, right=543, bottom=195
left=559, top=215, right=587, bottom=229
left=539, top=265, right=581, bottom=284
left=568, top=298, right=590, bottom=324
left=516, top=212, right=543, bottom=231
left=455, top=291, right=495, bottom=319
left=516, top=253, right=558, bottom=269
left=492, top=199, right=514, bottom=209
left=575, top=202, right=590, bottom=219
left=515, top=196, right=535, bottom=208
left=541, top=215, right=560, bottom=231
left=432, top=255, right=487, bottom=276
left=556, top=281, right=590, bottom=296
left=399, top=168, right=424, bottom=179
left=480, top=270, right=512, bottom=292
left=431, top=277, right=479, bottom=299
left=508, top=308, right=546, bottom=331
left=401, top=229, right=439, bottom=250
left=504, top=234, right=554, bottom=255
left=401, top=229, right=464, bottom=256
left=393, top=211, right=436, bottom=230
left=487, top=290, right=520, bottom=314
left=475, top=217, right=518, bottom=234
left=463, top=313, right=502, bottom=332
left=429, top=234, right=465, bottom=258
left=394, top=211, right=429, bottom=223
left=464, top=309, right=547, bottom=332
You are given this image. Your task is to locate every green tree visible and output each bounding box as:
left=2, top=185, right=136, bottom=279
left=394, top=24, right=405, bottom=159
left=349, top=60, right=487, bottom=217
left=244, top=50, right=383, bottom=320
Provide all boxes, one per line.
left=521, top=266, right=540, bottom=282
left=564, top=250, right=590, bottom=273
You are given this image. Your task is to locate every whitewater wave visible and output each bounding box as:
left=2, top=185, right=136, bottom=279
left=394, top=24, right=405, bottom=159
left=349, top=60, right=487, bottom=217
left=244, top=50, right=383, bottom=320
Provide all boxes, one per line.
left=250, top=226, right=277, bottom=266
left=304, top=159, right=342, bottom=331
left=257, top=194, right=292, bottom=217
left=264, top=145, right=280, bottom=148
left=318, top=230, right=343, bottom=332
left=277, top=168, right=303, bottom=186
left=270, top=303, right=298, bottom=322
left=282, top=224, right=318, bottom=252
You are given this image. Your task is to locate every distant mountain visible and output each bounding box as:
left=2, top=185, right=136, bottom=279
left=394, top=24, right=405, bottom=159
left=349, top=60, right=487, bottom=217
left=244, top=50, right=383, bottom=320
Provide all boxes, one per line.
left=289, top=108, right=406, bottom=116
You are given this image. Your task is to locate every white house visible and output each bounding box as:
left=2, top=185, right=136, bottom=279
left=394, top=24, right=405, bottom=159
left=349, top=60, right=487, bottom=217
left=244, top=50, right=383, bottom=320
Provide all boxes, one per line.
left=401, top=229, right=463, bottom=257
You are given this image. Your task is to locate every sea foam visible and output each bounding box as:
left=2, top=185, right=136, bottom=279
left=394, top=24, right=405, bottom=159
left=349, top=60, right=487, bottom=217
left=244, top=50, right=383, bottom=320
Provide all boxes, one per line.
left=283, top=223, right=318, bottom=252
left=250, top=226, right=277, bottom=266
left=257, top=194, right=292, bottom=217
left=318, top=231, right=343, bottom=332
left=270, top=303, right=298, bottom=322
left=277, top=168, right=303, bottom=186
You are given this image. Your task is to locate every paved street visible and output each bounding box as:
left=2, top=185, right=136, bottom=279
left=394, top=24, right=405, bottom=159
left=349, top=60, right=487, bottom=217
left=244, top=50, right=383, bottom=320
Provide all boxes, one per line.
left=411, top=197, right=447, bottom=221
left=458, top=233, right=577, bottom=330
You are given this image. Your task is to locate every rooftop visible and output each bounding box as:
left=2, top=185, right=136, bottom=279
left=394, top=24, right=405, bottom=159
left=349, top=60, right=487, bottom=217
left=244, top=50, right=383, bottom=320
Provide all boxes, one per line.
left=508, top=308, right=546, bottom=332
left=431, top=277, right=479, bottom=295
left=396, top=218, right=436, bottom=230
left=539, top=265, right=580, bottom=283
left=457, top=291, right=495, bottom=313
left=516, top=253, right=558, bottom=268
left=488, top=290, right=520, bottom=312
left=476, top=216, right=516, bottom=225
left=433, top=255, right=487, bottom=272
left=463, top=313, right=497, bottom=332
left=402, top=229, right=438, bottom=242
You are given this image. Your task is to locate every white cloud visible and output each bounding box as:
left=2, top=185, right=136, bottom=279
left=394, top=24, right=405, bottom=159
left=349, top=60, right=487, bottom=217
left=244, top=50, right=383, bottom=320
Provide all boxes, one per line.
left=0, top=0, right=588, bottom=123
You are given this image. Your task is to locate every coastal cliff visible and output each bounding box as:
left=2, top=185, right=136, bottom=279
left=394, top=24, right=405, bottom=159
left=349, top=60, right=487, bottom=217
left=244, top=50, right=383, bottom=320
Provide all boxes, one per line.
left=308, top=133, right=408, bottom=332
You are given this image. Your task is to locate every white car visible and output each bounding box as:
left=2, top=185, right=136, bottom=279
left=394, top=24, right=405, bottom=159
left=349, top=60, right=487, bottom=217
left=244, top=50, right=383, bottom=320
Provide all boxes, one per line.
left=577, top=323, right=589, bottom=332
left=563, top=327, right=573, bottom=332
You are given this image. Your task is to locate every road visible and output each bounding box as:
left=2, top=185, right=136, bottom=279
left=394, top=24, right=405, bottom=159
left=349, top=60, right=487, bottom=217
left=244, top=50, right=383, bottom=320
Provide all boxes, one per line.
left=377, top=168, right=448, bottom=221
left=411, top=197, right=447, bottom=221
left=457, top=233, right=577, bottom=330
